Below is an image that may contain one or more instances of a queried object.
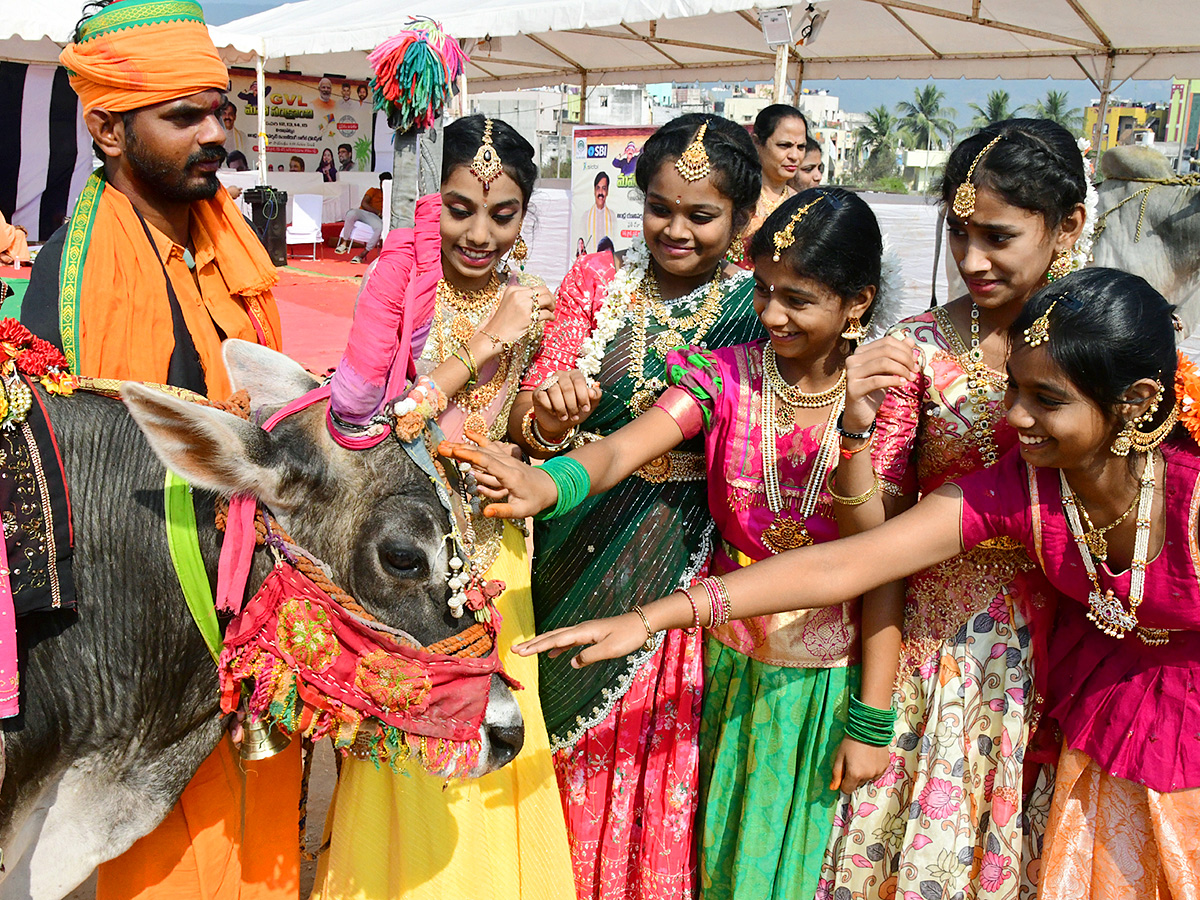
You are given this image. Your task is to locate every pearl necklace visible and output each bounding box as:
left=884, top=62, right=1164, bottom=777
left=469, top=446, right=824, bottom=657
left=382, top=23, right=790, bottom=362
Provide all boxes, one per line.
left=760, top=346, right=845, bottom=555
left=1060, top=453, right=1167, bottom=645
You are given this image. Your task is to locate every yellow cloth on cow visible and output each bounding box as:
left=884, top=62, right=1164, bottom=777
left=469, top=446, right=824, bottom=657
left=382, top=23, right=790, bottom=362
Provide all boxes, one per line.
left=312, top=521, right=575, bottom=899
left=59, top=0, right=229, bottom=114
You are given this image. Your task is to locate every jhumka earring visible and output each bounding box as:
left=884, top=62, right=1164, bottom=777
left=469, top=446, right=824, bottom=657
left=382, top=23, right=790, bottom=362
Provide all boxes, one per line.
left=1112, top=383, right=1177, bottom=456
left=470, top=119, right=504, bottom=193
left=1046, top=248, right=1074, bottom=282
left=1023, top=299, right=1058, bottom=348
left=675, top=122, right=712, bottom=182
left=771, top=196, right=824, bottom=262
left=841, top=317, right=866, bottom=341
left=511, top=235, right=528, bottom=270
left=952, top=133, right=1005, bottom=220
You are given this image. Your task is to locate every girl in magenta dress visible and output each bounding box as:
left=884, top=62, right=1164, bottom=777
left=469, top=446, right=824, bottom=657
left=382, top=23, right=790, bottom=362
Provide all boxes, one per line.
left=510, top=267, right=1200, bottom=900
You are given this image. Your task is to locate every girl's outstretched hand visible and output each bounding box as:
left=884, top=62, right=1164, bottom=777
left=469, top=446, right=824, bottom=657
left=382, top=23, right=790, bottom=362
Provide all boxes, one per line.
left=512, top=612, right=649, bottom=668
left=439, top=430, right=559, bottom=519
left=829, top=736, right=891, bottom=794
left=842, top=332, right=921, bottom=433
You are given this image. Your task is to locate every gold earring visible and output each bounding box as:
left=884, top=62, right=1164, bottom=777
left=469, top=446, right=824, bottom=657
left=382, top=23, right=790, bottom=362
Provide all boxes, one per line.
left=1110, top=419, right=1136, bottom=457
left=1046, top=248, right=1073, bottom=282
left=841, top=317, right=865, bottom=341
left=511, top=236, right=528, bottom=270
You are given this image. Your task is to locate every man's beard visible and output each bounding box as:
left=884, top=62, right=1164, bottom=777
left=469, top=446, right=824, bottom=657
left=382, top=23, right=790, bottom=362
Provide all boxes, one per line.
left=126, top=131, right=226, bottom=203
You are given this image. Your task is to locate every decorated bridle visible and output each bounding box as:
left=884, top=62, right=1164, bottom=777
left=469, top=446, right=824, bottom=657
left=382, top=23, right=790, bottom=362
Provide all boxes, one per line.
left=214, top=382, right=508, bottom=776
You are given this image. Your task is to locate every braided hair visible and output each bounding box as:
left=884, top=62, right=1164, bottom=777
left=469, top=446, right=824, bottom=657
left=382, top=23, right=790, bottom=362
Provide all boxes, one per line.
left=635, top=114, right=762, bottom=218
left=941, top=117, right=1086, bottom=227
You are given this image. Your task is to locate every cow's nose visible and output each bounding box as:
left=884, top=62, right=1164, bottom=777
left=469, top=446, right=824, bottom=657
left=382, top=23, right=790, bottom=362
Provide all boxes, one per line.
left=489, top=723, right=524, bottom=768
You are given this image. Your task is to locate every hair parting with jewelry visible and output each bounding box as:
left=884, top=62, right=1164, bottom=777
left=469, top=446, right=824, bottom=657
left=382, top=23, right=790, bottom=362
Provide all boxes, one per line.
left=1011, top=267, right=1182, bottom=442
left=748, top=187, right=884, bottom=327
left=635, top=114, right=761, bottom=218
left=941, top=117, right=1087, bottom=228
left=443, top=115, right=538, bottom=206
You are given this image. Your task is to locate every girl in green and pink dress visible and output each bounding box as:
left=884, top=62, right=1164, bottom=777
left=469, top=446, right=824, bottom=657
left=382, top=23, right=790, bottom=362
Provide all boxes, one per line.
left=450, top=187, right=912, bottom=899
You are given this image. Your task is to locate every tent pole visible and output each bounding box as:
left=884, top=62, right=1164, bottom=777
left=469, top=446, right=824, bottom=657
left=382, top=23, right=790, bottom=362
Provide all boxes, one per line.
left=791, top=54, right=804, bottom=104
left=459, top=70, right=469, bottom=118
left=256, top=54, right=267, bottom=185
left=1092, top=52, right=1115, bottom=158
left=580, top=71, right=588, bottom=124
left=773, top=44, right=787, bottom=101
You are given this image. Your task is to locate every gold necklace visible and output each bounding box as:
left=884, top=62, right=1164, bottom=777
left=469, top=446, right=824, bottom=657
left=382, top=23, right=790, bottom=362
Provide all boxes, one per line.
left=1072, top=489, right=1139, bottom=561
left=430, top=276, right=512, bottom=436
left=435, top=273, right=503, bottom=353
left=935, top=305, right=1006, bottom=468
left=757, top=185, right=789, bottom=220
left=760, top=347, right=844, bottom=554
left=1060, top=454, right=1165, bottom=645
left=763, top=344, right=847, bottom=416
left=626, top=266, right=724, bottom=416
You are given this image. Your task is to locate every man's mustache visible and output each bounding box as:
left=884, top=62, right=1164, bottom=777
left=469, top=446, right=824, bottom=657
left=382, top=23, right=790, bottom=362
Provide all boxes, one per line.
left=189, top=145, right=227, bottom=167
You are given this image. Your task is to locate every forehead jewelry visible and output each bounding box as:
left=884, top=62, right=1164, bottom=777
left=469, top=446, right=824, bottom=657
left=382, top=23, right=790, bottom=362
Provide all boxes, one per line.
left=1023, top=299, right=1058, bottom=347
left=771, top=196, right=824, bottom=262
left=675, top=122, right=712, bottom=183
left=470, top=119, right=504, bottom=193
left=952, top=133, right=1004, bottom=220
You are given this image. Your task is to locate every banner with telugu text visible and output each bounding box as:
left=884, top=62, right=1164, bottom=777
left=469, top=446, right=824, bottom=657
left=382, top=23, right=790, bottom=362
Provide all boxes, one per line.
left=226, top=69, right=375, bottom=176
left=571, top=126, right=656, bottom=259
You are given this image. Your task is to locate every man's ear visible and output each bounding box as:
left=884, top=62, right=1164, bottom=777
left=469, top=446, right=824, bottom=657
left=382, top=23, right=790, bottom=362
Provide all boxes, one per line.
left=85, top=108, right=126, bottom=160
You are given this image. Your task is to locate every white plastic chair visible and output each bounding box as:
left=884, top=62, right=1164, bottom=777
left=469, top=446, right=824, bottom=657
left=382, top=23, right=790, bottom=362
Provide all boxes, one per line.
left=286, top=193, right=323, bottom=260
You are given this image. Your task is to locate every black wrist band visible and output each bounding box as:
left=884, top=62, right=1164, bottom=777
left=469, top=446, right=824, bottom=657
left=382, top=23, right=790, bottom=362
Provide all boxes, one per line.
left=836, top=412, right=876, bottom=441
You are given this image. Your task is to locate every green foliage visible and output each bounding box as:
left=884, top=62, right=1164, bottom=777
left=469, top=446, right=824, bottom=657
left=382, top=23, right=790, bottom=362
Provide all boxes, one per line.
left=896, top=84, right=957, bottom=151
left=1032, top=90, right=1084, bottom=133
left=968, top=89, right=1021, bottom=128
left=870, top=175, right=909, bottom=193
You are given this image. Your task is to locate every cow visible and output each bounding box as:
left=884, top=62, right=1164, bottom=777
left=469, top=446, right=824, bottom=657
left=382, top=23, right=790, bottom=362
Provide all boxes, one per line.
left=0, top=340, right=523, bottom=900
left=1092, top=145, right=1200, bottom=337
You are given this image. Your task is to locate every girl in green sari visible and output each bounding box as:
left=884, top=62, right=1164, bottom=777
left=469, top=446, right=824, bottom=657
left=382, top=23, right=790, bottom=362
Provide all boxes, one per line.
left=506, top=114, right=764, bottom=898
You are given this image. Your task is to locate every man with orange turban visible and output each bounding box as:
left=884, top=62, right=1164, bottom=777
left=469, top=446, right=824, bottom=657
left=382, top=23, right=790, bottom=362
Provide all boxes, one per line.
left=19, top=2, right=300, bottom=898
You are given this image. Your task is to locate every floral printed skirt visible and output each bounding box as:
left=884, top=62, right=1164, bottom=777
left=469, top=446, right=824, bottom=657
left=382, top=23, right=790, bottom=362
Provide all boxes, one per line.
left=699, top=636, right=855, bottom=900
left=1040, top=747, right=1200, bottom=900
left=818, top=588, right=1052, bottom=900
left=552, top=627, right=704, bottom=900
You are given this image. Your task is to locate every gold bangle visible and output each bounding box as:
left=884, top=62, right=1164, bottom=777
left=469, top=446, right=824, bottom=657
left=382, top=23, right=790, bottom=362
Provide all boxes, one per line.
left=632, top=604, right=657, bottom=651
left=452, top=342, right=478, bottom=385
left=521, top=408, right=574, bottom=454
left=825, top=468, right=879, bottom=506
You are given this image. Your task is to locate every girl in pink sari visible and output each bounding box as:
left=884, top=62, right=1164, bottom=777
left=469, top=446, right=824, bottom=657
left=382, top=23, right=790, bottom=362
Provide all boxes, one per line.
left=515, top=266, right=1200, bottom=900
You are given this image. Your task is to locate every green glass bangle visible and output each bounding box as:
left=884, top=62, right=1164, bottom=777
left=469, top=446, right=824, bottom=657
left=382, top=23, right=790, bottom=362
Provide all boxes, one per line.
left=848, top=694, right=895, bottom=725
left=845, top=693, right=896, bottom=746
left=535, top=456, right=592, bottom=520
left=844, top=720, right=894, bottom=747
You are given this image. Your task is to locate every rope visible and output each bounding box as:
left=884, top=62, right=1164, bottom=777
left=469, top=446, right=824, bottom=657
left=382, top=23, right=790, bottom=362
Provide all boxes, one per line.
left=1093, top=173, right=1200, bottom=245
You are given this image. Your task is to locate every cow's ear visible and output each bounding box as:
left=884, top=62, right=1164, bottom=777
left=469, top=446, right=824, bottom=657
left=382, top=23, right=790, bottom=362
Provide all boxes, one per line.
left=222, top=340, right=321, bottom=412
left=120, top=382, right=294, bottom=508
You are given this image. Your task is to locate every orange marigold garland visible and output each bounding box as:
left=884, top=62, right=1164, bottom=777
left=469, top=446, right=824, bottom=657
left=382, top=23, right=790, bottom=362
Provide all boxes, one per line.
left=1176, top=351, right=1200, bottom=445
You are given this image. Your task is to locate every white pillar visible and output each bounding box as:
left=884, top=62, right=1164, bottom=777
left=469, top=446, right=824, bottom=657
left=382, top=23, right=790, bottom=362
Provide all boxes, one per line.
left=255, top=54, right=268, bottom=185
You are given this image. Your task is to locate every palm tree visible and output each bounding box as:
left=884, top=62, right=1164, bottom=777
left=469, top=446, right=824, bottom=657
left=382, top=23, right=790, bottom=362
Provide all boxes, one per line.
left=896, top=84, right=957, bottom=189
left=968, top=89, right=1020, bottom=128
left=856, top=105, right=899, bottom=157
left=1032, top=90, right=1084, bottom=133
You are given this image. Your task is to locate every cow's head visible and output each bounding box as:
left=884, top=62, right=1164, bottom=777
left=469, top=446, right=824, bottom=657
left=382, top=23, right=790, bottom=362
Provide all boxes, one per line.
left=120, top=340, right=521, bottom=776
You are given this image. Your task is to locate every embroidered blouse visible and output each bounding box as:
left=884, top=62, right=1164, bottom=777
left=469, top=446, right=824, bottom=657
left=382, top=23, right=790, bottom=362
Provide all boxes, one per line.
left=959, top=440, right=1200, bottom=792
left=654, top=340, right=890, bottom=668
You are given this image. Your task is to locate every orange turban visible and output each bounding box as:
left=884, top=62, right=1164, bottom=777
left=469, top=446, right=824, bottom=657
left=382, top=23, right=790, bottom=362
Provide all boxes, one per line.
left=59, top=0, right=229, bottom=114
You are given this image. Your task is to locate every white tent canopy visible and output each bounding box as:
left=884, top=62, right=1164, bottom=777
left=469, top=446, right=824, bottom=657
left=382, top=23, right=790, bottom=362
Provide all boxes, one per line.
left=218, top=0, right=1200, bottom=92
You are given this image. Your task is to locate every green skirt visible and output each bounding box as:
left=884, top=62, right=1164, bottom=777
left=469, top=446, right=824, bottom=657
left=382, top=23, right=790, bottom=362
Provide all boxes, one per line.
left=699, top=635, right=858, bottom=900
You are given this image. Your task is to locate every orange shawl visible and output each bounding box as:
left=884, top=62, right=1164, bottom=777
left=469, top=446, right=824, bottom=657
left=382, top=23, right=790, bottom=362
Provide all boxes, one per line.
left=65, top=173, right=281, bottom=399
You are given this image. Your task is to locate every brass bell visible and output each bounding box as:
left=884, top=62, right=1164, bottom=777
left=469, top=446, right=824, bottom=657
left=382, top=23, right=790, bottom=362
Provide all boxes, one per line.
left=239, top=717, right=291, bottom=760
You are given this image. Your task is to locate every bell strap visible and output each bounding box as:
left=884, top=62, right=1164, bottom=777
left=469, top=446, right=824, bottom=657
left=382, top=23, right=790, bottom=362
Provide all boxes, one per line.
left=164, top=469, right=221, bottom=663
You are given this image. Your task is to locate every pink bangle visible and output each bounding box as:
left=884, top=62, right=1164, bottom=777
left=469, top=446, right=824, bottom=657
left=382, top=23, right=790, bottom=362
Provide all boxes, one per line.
left=680, top=587, right=700, bottom=634
left=700, top=576, right=731, bottom=627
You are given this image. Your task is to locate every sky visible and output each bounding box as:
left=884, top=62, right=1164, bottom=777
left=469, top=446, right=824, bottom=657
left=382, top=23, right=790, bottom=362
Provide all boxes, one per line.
left=202, top=0, right=1175, bottom=125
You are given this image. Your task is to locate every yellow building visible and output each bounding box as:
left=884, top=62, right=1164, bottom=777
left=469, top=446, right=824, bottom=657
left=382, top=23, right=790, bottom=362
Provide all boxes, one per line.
left=1084, top=103, right=1152, bottom=151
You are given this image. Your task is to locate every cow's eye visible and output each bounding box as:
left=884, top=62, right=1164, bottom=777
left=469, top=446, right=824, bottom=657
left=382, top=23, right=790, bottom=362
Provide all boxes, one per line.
left=380, top=542, right=427, bottom=578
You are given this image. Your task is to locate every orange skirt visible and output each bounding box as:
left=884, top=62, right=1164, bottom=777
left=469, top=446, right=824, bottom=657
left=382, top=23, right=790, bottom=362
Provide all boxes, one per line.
left=1040, top=746, right=1200, bottom=900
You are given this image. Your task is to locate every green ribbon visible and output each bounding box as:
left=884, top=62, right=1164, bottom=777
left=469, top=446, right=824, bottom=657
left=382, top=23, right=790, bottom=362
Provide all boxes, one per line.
left=164, top=469, right=221, bottom=663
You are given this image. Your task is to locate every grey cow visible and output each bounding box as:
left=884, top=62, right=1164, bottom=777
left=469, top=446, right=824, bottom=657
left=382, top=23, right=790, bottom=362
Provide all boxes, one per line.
left=0, top=341, right=522, bottom=900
